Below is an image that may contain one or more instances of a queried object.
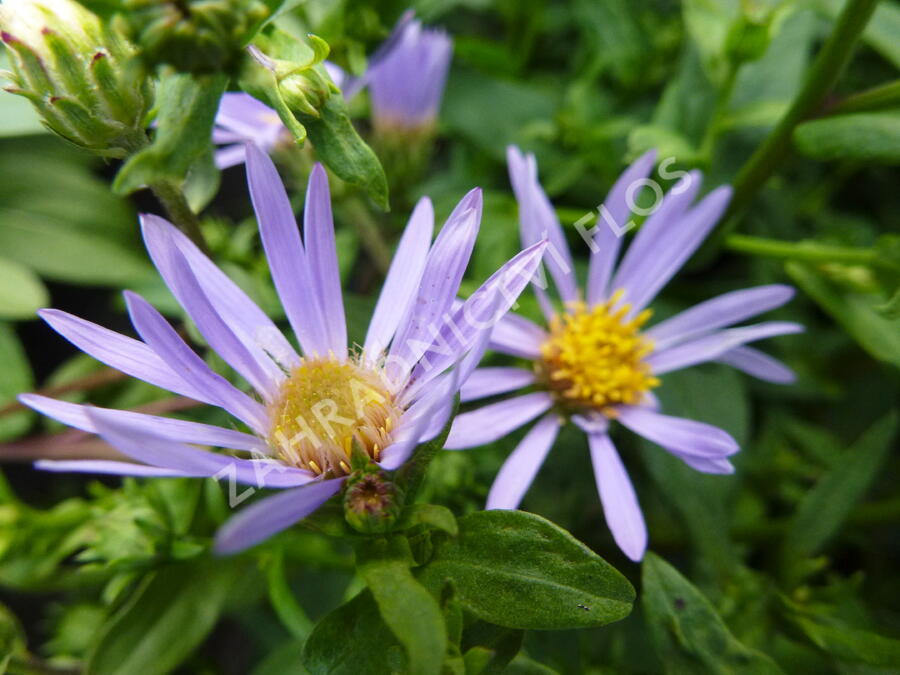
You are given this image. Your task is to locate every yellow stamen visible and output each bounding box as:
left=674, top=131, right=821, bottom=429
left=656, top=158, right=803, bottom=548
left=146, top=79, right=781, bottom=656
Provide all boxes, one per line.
left=268, top=356, right=402, bottom=476
left=538, top=296, right=659, bottom=416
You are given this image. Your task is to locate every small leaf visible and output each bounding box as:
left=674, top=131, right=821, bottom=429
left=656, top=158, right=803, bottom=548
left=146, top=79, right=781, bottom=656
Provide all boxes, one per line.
left=418, top=510, right=634, bottom=630
left=303, top=590, right=405, bottom=675
left=642, top=552, right=785, bottom=674
left=787, top=262, right=900, bottom=367
left=355, top=536, right=446, bottom=675
left=86, top=559, right=241, bottom=675
left=794, top=111, right=900, bottom=163
left=782, top=412, right=898, bottom=567
left=0, top=256, right=47, bottom=320
left=400, top=504, right=458, bottom=536
left=0, top=322, right=34, bottom=442
left=785, top=608, right=900, bottom=668
left=113, top=73, right=226, bottom=195
left=299, top=93, right=389, bottom=209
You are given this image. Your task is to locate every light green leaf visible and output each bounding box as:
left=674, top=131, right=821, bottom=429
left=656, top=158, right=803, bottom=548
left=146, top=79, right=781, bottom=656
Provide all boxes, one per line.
left=0, top=256, right=48, bottom=319
left=86, top=559, right=241, bottom=675
left=787, top=262, right=900, bottom=367
left=783, top=412, right=898, bottom=565
left=794, top=111, right=900, bottom=163
left=114, top=73, right=226, bottom=195
left=299, top=93, right=389, bottom=209
left=0, top=207, right=154, bottom=285
left=642, top=552, right=785, bottom=674
left=418, top=510, right=634, bottom=630
left=355, top=536, right=446, bottom=675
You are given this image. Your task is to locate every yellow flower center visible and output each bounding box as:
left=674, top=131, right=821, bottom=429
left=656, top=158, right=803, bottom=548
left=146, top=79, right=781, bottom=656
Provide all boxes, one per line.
left=538, top=293, right=659, bottom=415
left=268, top=358, right=402, bottom=475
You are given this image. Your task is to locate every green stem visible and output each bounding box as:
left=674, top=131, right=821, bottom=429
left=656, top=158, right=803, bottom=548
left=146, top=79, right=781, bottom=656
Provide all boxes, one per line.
left=824, top=78, right=900, bottom=115
left=725, top=234, right=898, bottom=270
left=150, top=180, right=210, bottom=254
left=344, top=198, right=392, bottom=276
left=724, top=0, right=880, bottom=221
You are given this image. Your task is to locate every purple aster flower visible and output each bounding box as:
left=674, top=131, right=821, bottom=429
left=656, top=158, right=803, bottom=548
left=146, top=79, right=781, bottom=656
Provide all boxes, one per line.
left=19, top=143, right=547, bottom=554
left=445, top=146, right=803, bottom=562
left=366, top=14, right=452, bottom=133
left=212, top=93, right=289, bottom=169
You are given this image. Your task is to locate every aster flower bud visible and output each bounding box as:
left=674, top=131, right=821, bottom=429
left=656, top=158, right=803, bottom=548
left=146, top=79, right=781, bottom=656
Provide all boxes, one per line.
left=120, top=0, right=269, bottom=74
left=0, top=0, right=151, bottom=157
left=343, top=471, right=403, bottom=535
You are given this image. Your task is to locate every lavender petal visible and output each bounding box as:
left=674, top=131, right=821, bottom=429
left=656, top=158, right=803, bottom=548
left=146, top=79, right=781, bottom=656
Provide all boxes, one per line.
left=486, top=413, right=559, bottom=510
left=444, top=392, right=553, bottom=450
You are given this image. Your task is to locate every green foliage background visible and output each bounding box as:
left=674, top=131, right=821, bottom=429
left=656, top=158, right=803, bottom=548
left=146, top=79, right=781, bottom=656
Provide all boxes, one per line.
left=0, top=0, right=898, bottom=673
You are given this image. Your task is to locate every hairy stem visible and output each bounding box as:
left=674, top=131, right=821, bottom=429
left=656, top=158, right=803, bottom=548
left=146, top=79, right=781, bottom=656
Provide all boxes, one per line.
left=150, top=180, right=210, bottom=254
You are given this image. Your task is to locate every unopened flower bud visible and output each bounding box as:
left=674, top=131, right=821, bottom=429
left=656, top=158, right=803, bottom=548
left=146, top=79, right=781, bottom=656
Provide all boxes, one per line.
left=120, top=0, right=269, bottom=74
left=343, top=471, right=403, bottom=534
left=0, top=0, right=151, bottom=157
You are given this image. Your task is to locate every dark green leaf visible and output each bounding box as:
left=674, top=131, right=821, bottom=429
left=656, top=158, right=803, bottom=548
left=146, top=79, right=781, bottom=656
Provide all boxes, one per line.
left=0, top=322, right=34, bottom=442
left=783, top=412, right=898, bottom=566
left=113, top=73, right=226, bottom=195
left=418, top=510, right=634, bottom=630
left=303, top=590, right=405, bottom=675
left=786, top=611, right=900, bottom=667
left=86, top=559, right=241, bottom=675
left=794, top=111, right=900, bottom=163
left=642, top=552, right=785, bottom=674
left=355, top=537, right=446, bottom=675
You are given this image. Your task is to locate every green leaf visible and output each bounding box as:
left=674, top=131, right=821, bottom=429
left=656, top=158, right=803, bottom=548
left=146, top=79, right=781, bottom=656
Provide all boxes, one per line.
left=0, top=256, right=47, bottom=320
left=355, top=536, right=446, bottom=675
left=783, top=412, right=898, bottom=566
left=299, top=93, right=389, bottom=209
left=86, top=559, right=241, bottom=675
left=0, top=322, right=34, bottom=442
left=418, top=510, right=634, bottom=630
left=794, top=111, right=900, bottom=163
left=0, top=207, right=154, bottom=285
left=787, top=262, right=900, bottom=367
left=114, top=73, right=226, bottom=195
left=303, top=590, right=405, bottom=675
left=785, top=610, right=900, bottom=668
left=642, top=552, right=785, bottom=674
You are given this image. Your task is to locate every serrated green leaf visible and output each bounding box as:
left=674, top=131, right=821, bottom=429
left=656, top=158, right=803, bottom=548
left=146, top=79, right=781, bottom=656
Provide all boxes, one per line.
left=418, top=510, right=634, bottom=630
left=355, top=536, right=446, bottom=675
left=86, top=559, right=241, bottom=675
left=0, top=256, right=47, bottom=319
left=642, top=552, right=785, bottom=674
left=794, top=111, right=900, bottom=163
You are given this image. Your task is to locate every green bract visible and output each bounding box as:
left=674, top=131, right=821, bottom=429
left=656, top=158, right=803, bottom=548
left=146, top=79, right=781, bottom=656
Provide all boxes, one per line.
left=0, top=0, right=152, bottom=157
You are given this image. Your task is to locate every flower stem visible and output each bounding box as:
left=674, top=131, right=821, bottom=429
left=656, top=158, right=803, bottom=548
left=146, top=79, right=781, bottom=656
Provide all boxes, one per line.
left=725, top=234, right=898, bottom=271
left=724, top=0, right=880, bottom=222
left=344, top=198, right=392, bottom=275
left=150, top=180, right=210, bottom=254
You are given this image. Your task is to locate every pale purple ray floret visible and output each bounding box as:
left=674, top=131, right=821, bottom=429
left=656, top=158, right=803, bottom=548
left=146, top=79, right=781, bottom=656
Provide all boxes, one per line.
left=366, top=13, right=452, bottom=131
left=445, top=145, right=803, bottom=562
left=19, top=144, right=547, bottom=554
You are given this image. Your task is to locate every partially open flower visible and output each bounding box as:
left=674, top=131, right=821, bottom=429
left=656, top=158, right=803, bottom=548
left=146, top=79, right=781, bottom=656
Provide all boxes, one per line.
left=20, top=145, right=547, bottom=554
left=0, top=0, right=152, bottom=157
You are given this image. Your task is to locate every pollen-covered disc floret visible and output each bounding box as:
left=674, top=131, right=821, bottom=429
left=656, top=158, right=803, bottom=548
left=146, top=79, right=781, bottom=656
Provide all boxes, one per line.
left=538, top=292, right=659, bottom=415
left=268, top=357, right=401, bottom=476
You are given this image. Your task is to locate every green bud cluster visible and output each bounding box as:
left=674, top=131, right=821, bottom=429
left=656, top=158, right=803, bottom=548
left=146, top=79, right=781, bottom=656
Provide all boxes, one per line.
left=343, top=470, right=403, bottom=534
left=0, top=0, right=152, bottom=157
left=120, top=0, right=269, bottom=74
